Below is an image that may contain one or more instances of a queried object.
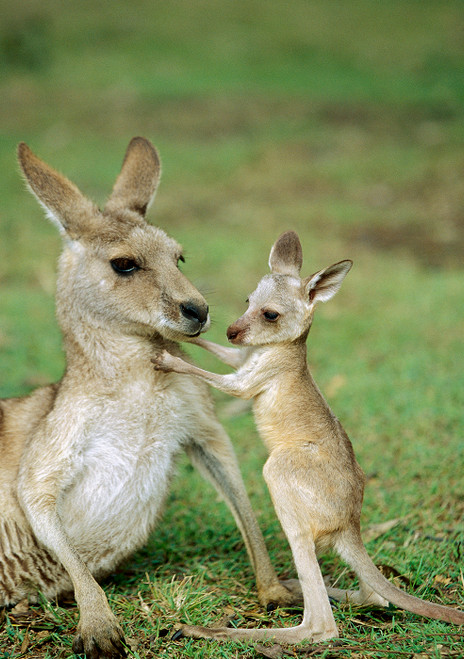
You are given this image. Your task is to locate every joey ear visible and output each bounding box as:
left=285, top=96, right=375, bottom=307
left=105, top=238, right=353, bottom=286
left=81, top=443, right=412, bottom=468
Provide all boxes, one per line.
left=268, top=231, right=303, bottom=276
left=104, top=137, right=161, bottom=218
left=17, top=142, right=98, bottom=239
left=304, top=260, right=352, bottom=305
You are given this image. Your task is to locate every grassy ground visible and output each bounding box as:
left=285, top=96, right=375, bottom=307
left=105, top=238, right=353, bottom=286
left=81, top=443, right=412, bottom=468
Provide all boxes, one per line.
left=0, top=1, right=463, bottom=657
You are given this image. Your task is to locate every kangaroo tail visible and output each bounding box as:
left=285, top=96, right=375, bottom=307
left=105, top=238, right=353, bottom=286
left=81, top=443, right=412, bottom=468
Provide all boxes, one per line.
left=336, top=530, right=464, bottom=625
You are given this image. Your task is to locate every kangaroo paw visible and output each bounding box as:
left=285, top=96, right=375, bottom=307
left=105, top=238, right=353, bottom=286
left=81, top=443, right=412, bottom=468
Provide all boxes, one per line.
left=72, top=616, right=126, bottom=658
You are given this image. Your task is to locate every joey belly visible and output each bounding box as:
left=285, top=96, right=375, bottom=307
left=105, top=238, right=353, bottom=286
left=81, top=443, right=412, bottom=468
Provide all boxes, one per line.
left=253, top=384, right=328, bottom=451
left=265, top=446, right=358, bottom=542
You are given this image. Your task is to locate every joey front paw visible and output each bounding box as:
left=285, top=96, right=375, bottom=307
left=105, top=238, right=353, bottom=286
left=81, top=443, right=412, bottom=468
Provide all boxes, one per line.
left=72, top=618, right=126, bottom=658
left=151, top=350, right=176, bottom=373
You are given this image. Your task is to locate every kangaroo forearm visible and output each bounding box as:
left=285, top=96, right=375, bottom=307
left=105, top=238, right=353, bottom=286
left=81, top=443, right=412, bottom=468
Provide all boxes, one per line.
left=19, top=500, right=93, bottom=599
left=174, top=359, right=250, bottom=398
left=189, top=337, right=243, bottom=369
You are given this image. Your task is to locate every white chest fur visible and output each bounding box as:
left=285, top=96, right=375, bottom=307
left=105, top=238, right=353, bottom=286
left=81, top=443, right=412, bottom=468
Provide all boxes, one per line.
left=58, top=372, right=207, bottom=566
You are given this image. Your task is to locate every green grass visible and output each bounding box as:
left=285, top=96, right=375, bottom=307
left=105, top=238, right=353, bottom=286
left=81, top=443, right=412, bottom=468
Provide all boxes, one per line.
left=1, top=0, right=463, bottom=657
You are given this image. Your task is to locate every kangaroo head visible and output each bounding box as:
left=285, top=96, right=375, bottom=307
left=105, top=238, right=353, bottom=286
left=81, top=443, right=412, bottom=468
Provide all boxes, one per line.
left=227, top=231, right=352, bottom=346
left=18, top=137, right=209, bottom=342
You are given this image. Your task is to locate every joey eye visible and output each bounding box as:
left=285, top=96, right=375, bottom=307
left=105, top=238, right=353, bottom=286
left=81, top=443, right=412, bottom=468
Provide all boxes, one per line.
left=263, top=310, right=279, bottom=321
left=110, top=258, right=140, bottom=276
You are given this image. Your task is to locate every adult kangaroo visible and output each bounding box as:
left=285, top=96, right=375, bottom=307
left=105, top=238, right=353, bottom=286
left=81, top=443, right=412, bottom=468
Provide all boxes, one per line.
left=0, top=138, right=294, bottom=657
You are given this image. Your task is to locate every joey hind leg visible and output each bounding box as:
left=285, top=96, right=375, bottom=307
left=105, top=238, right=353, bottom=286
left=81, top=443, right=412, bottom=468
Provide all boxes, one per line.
left=264, top=459, right=339, bottom=642
left=175, top=526, right=335, bottom=646
left=186, top=428, right=299, bottom=610
left=176, top=450, right=338, bottom=645
left=177, top=530, right=337, bottom=644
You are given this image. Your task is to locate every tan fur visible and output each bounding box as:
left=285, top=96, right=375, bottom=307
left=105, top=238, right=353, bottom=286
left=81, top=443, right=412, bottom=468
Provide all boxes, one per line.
left=153, top=230, right=464, bottom=644
left=0, top=141, right=296, bottom=658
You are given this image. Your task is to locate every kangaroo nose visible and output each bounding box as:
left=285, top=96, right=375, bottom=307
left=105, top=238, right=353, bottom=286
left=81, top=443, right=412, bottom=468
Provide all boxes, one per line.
left=227, top=325, right=240, bottom=342
left=180, top=302, right=209, bottom=326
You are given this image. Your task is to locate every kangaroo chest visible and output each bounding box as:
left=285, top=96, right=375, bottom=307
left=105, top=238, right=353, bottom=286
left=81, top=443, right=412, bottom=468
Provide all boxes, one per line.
left=58, top=374, right=207, bottom=559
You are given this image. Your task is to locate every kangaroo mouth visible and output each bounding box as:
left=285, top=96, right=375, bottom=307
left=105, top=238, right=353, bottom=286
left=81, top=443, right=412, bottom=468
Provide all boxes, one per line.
left=185, top=318, right=210, bottom=338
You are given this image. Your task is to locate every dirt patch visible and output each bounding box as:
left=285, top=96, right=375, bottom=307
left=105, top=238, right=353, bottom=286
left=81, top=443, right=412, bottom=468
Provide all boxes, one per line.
left=347, top=215, right=464, bottom=269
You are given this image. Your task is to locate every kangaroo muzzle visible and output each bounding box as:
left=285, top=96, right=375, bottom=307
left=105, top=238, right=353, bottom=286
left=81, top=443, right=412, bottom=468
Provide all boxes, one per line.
left=180, top=301, right=209, bottom=334
left=227, top=321, right=247, bottom=344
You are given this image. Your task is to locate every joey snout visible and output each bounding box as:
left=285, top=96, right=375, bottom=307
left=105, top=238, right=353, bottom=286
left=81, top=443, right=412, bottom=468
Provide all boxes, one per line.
left=226, top=319, right=248, bottom=344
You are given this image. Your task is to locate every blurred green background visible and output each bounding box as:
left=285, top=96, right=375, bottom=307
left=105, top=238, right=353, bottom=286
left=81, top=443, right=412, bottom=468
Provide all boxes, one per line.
left=1, top=0, right=463, bottom=396
left=0, top=1, right=463, bottom=655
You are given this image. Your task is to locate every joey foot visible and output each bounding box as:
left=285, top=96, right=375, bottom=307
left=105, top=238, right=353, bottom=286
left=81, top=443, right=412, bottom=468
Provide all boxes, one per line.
left=172, top=621, right=339, bottom=645
left=151, top=350, right=183, bottom=374
left=72, top=615, right=126, bottom=659
left=311, top=626, right=340, bottom=643
left=172, top=624, right=226, bottom=641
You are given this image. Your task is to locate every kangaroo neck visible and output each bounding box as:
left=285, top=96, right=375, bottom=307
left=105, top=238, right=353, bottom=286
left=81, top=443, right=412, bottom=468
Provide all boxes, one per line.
left=61, top=314, right=175, bottom=384
left=250, top=339, right=308, bottom=370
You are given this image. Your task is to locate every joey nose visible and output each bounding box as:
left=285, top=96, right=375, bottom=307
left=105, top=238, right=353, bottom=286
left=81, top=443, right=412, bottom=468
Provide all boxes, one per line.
left=180, top=302, right=209, bottom=326
left=227, top=320, right=247, bottom=344
left=227, top=325, right=240, bottom=342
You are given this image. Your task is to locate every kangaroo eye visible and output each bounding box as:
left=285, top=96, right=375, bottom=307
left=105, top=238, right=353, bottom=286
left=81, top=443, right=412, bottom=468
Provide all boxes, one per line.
left=263, top=310, right=279, bottom=321
left=110, top=258, right=140, bottom=276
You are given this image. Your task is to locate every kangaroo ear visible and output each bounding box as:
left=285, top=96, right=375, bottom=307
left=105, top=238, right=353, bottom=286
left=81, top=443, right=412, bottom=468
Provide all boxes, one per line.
left=304, top=260, right=352, bottom=305
left=269, top=231, right=303, bottom=276
left=18, top=142, right=98, bottom=239
left=104, top=137, right=161, bottom=218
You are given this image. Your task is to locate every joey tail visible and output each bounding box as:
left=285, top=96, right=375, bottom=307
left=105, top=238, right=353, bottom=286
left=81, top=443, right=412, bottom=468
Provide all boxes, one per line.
left=336, top=530, right=464, bottom=625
